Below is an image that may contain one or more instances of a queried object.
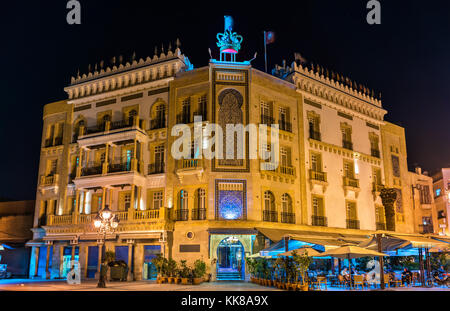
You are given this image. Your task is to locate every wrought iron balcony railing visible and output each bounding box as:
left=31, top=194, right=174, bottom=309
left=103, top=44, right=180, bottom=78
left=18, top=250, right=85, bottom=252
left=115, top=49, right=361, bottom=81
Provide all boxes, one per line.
left=346, top=219, right=360, bottom=229
left=191, top=208, right=207, bottom=220
left=278, top=120, right=292, bottom=132
left=342, top=140, right=353, bottom=150
left=309, top=130, right=322, bottom=141
left=263, top=210, right=278, bottom=222
left=148, top=163, right=165, bottom=175
left=312, top=215, right=328, bottom=227
left=176, top=113, right=192, bottom=124
left=376, top=222, right=386, bottom=230
left=260, top=115, right=274, bottom=126
left=343, top=176, right=360, bottom=188
left=150, top=118, right=166, bottom=130
left=371, top=149, right=381, bottom=158
left=310, top=170, right=327, bottom=182
left=281, top=212, right=295, bottom=224
left=175, top=209, right=189, bottom=221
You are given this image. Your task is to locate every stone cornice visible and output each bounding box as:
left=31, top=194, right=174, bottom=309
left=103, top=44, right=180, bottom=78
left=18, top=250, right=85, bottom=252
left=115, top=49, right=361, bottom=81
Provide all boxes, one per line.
left=65, top=49, right=191, bottom=101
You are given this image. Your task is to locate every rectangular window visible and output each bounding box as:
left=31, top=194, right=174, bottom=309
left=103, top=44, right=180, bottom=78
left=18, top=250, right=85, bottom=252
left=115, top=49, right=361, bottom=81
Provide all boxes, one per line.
left=346, top=201, right=357, bottom=220
left=312, top=196, right=324, bottom=216
left=311, top=153, right=322, bottom=172
left=344, top=160, right=354, bottom=178
left=152, top=191, right=163, bottom=210
left=280, top=147, right=291, bottom=167
left=391, top=155, right=401, bottom=177
left=418, top=185, right=432, bottom=204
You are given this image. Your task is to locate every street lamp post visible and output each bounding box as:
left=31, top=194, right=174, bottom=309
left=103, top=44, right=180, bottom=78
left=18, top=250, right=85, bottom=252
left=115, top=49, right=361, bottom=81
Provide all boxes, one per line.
left=93, top=205, right=119, bottom=288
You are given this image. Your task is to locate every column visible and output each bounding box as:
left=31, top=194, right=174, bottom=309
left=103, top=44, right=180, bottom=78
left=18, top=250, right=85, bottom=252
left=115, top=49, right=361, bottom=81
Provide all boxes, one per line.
left=418, top=248, right=425, bottom=286
left=128, top=185, right=136, bottom=220
left=71, top=244, right=76, bottom=261
left=131, top=139, right=138, bottom=171
left=79, top=245, right=87, bottom=280
left=102, top=144, right=110, bottom=175
left=127, top=241, right=134, bottom=281
left=101, top=187, right=107, bottom=209
left=377, top=234, right=385, bottom=289
left=45, top=243, right=52, bottom=279
left=134, top=244, right=143, bottom=281
left=33, top=246, right=40, bottom=278
left=76, top=147, right=84, bottom=178
left=97, top=243, right=103, bottom=275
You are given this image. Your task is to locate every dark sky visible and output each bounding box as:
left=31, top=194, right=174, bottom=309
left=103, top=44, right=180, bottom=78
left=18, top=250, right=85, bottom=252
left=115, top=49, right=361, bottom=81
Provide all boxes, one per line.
left=1, top=0, right=449, bottom=200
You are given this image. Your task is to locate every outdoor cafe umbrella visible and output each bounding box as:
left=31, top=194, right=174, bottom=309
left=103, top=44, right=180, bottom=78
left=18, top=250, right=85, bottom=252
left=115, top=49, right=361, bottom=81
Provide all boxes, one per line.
left=316, top=245, right=387, bottom=288
left=277, top=247, right=321, bottom=257
left=247, top=253, right=272, bottom=259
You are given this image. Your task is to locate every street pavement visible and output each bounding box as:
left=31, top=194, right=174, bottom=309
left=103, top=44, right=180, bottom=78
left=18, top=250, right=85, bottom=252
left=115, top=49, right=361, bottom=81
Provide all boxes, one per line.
left=0, top=279, right=448, bottom=291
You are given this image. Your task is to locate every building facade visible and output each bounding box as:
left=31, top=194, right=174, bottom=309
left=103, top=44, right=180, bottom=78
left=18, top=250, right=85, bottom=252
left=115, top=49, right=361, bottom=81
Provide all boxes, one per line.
left=0, top=200, right=34, bottom=278
left=28, top=22, right=444, bottom=281
left=433, top=168, right=450, bottom=236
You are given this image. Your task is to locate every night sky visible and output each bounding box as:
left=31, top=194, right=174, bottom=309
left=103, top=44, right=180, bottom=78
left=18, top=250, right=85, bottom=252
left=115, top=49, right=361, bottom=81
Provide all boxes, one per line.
left=1, top=0, right=449, bottom=201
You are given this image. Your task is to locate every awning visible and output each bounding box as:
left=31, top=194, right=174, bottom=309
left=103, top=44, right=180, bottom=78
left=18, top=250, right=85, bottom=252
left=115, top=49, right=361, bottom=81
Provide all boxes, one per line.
left=25, top=239, right=45, bottom=247
left=256, top=227, right=369, bottom=249
left=389, top=234, right=448, bottom=249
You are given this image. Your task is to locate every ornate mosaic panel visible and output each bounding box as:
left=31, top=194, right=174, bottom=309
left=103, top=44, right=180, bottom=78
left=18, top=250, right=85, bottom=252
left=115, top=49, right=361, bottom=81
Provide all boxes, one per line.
left=391, top=155, right=401, bottom=177
left=215, top=180, right=247, bottom=220
left=394, top=188, right=403, bottom=213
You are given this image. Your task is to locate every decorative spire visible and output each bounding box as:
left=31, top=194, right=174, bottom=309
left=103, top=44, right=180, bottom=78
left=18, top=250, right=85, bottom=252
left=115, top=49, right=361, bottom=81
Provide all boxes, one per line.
left=100, top=60, right=104, bottom=69
left=168, top=42, right=172, bottom=52
left=111, top=56, right=116, bottom=65
left=176, top=38, right=181, bottom=49
left=131, top=51, right=136, bottom=62
left=154, top=46, right=158, bottom=56
left=119, top=55, right=123, bottom=64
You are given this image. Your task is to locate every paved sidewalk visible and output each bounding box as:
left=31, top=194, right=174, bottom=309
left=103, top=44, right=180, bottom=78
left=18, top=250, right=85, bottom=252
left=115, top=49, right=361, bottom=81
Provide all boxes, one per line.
left=0, top=279, right=448, bottom=291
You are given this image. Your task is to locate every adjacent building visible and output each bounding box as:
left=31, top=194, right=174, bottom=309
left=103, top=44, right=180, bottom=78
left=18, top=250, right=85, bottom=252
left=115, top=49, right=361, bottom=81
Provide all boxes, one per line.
left=0, top=200, right=34, bottom=278
left=433, top=168, right=450, bottom=236
left=27, top=19, right=445, bottom=282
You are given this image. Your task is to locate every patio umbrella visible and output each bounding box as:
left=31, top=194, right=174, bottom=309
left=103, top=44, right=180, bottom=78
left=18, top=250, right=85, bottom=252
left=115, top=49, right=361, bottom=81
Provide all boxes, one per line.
left=247, top=253, right=272, bottom=259
left=277, top=247, right=321, bottom=257
left=315, top=245, right=387, bottom=288
left=0, top=245, right=3, bottom=251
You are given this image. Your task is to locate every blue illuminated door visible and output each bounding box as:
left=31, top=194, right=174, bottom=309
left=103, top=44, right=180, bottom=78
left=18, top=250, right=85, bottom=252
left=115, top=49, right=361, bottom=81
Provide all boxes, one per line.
left=87, top=246, right=98, bottom=278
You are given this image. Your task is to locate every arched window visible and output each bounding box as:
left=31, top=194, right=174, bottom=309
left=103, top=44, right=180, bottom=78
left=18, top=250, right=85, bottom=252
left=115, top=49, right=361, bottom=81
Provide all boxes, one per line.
left=263, top=191, right=277, bottom=222
left=128, top=109, right=138, bottom=125
left=194, top=188, right=206, bottom=220
left=177, top=190, right=188, bottom=221
left=281, top=194, right=294, bottom=224
left=264, top=191, right=275, bottom=211
left=281, top=193, right=292, bottom=213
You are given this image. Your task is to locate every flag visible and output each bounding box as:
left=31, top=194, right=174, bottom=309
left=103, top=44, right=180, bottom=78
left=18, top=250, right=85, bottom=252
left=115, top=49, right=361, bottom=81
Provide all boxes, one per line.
left=265, top=31, right=275, bottom=44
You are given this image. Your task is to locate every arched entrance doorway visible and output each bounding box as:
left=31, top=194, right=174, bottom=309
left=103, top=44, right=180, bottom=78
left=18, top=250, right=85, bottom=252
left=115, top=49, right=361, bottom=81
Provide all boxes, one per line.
left=216, top=237, right=244, bottom=280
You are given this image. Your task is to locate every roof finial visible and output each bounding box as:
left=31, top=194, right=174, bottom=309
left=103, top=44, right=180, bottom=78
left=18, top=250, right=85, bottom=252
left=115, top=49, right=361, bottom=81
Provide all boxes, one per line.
left=131, top=51, right=136, bottom=62
left=119, top=55, right=123, bottom=64
left=111, top=56, right=116, bottom=65
left=100, top=60, right=104, bottom=69
left=154, top=46, right=158, bottom=56
left=176, top=38, right=181, bottom=48
left=168, top=42, right=172, bottom=52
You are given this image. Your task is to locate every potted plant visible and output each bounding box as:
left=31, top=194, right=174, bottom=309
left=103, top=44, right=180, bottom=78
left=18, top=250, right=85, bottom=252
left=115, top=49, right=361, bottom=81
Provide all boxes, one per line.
left=193, top=259, right=206, bottom=285
left=109, top=260, right=128, bottom=282
left=151, top=254, right=168, bottom=284
left=292, top=250, right=312, bottom=291
left=245, top=258, right=256, bottom=283
left=179, top=260, right=191, bottom=285
left=167, top=258, right=177, bottom=284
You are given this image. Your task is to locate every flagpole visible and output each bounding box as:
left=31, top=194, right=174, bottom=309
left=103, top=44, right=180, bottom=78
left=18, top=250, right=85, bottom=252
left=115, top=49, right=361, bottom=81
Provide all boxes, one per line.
left=264, top=31, right=268, bottom=73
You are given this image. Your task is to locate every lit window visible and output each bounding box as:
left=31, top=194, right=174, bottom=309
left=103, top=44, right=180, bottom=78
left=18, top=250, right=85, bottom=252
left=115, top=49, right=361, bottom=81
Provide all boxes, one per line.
left=435, top=189, right=441, bottom=197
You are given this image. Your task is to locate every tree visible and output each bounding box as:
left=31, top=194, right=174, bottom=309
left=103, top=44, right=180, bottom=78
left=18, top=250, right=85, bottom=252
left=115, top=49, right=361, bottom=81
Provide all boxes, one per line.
left=380, top=188, right=397, bottom=231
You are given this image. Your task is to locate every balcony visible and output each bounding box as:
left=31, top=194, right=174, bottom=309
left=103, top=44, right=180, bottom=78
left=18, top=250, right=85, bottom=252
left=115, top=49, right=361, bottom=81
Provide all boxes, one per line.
left=419, top=224, right=434, bottom=234
left=312, top=215, right=328, bottom=227
left=310, top=170, right=327, bottom=182
left=260, top=115, right=274, bottom=126
left=193, top=110, right=207, bottom=122
left=40, top=174, right=59, bottom=186
left=191, top=208, right=207, bottom=220
left=148, top=163, right=165, bottom=175
left=108, top=162, right=131, bottom=174
left=46, top=208, right=165, bottom=227
left=44, top=137, right=63, bottom=148
left=342, top=140, right=353, bottom=151
left=260, top=162, right=296, bottom=178
left=346, top=219, right=360, bottom=230
left=176, top=159, right=204, bottom=183
left=278, top=120, right=292, bottom=133
left=81, top=163, right=103, bottom=176
left=175, top=209, right=188, bottom=221
left=281, top=212, right=295, bottom=224
left=176, top=113, right=192, bottom=124
left=343, top=176, right=359, bottom=188
left=150, top=118, right=166, bottom=130
left=309, top=130, right=321, bottom=141
left=376, top=222, right=386, bottom=230
left=372, top=183, right=384, bottom=193
left=371, top=149, right=380, bottom=158
left=263, top=210, right=278, bottom=222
